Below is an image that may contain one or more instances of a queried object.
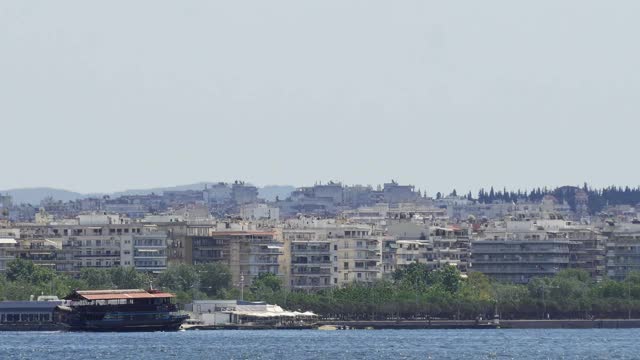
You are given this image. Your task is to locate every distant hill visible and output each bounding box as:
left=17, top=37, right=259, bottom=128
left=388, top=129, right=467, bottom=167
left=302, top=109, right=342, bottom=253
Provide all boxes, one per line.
left=1, top=183, right=296, bottom=205
left=0, top=188, right=86, bottom=205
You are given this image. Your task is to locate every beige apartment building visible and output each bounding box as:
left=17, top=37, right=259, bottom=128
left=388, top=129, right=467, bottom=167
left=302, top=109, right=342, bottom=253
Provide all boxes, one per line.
left=329, top=226, right=382, bottom=287
left=282, top=229, right=332, bottom=291
left=185, top=229, right=283, bottom=287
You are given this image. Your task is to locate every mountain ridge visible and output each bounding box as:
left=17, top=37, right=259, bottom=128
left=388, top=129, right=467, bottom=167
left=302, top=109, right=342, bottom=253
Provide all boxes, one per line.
left=1, top=183, right=295, bottom=205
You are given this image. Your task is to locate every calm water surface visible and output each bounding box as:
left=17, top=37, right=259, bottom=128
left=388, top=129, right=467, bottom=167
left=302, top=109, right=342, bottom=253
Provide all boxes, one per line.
left=0, top=329, right=637, bottom=359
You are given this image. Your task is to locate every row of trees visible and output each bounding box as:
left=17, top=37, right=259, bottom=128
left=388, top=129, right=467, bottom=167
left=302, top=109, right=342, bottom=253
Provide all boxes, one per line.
left=0, top=259, right=236, bottom=305
left=241, top=265, right=640, bottom=320
left=3, top=259, right=640, bottom=320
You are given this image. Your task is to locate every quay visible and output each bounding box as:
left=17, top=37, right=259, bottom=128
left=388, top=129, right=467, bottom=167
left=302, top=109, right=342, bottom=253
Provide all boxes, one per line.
left=316, top=319, right=640, bottom=330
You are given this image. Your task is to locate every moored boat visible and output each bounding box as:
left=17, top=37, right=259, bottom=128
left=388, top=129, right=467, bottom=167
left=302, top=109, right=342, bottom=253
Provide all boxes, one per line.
left=62, top=289, right=188, bottom=332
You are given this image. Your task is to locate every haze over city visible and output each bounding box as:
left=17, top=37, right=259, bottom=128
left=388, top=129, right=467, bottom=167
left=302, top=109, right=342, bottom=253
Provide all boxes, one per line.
left=5, top=1, right=640, bottom=356
left=2, top=0, right=639, bottom=193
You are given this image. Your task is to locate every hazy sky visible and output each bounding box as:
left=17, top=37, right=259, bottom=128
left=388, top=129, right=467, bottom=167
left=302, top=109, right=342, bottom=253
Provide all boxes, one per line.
left=2, top=1, right=638, bottom=194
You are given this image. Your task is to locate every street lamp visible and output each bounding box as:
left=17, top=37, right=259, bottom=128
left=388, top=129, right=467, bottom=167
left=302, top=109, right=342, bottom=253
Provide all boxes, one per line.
left=233, top=272, right=245, bottom=301
left=627, top=277, right=632, bottom=320
left=541, top=283, right=559, bottom=320
left=240, top=273, right=245, bottom=301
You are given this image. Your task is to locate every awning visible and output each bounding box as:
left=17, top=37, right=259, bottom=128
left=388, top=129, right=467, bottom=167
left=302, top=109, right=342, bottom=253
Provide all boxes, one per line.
left=226, top=304, right=317, bottom=318
left=66, top=289, right=175, bottom=301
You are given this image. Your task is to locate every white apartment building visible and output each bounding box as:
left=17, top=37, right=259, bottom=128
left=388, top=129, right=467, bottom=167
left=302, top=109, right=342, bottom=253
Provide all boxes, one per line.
left=240, top=204, right=280, bottom=221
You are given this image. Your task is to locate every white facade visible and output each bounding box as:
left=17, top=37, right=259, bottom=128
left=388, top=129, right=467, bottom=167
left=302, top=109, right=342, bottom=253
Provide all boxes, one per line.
left=77, top=213, right=128, bottom=226
left=240, top=204, right=280, bottom=221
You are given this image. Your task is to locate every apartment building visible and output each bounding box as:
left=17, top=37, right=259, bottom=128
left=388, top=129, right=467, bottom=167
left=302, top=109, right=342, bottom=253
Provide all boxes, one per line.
left=471, top=226, right=572, bottom=284
left=564, top=226, right=605, bottom=281
left=130, top=227, right=169, bottom=272
left=231, top=182, right=259, bottom=205
left=8, top=238, right=74, bottom=272
left=240, top=204, right=280, bottom=221
left=430, top=226, right=471, bottom=273
left=0, top=238, right=16, bottom=271
left=282, top=229, right=332, bottom=291
left=185, top=230, right=283, bottom=287
left=14, top=214, right=168, bottom=273
left=471, top=238, right=572, bottom=283
left=380, top=227, right=470, bottom=278
left=602, top=224, right=640, bottom=281
left=330, top=226, right=382, bottom=286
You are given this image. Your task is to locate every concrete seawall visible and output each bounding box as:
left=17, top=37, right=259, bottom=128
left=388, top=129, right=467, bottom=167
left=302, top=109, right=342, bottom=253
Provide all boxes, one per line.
left=500, top=319, right=640, bottom=329
left=318, top=319, right=640, bottom=329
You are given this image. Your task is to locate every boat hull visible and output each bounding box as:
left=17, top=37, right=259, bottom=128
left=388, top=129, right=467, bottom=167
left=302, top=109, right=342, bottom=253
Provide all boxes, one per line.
left=67, top=315, right=188, bottom=332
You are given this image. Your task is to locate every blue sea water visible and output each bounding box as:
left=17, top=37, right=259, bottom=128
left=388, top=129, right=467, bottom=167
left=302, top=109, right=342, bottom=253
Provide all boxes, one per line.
left=0, top=329, right=636, bottom=359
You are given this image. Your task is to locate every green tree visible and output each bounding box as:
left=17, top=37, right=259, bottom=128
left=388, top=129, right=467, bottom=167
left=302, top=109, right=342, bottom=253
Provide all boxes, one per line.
left=197, top=263, right=232, bottom=297
left=109, top=267, right=147, bottom=289
left=428, top=265, right=462, bottom=293
left=249, top=273, right=282, bottom=302
left=6, top=258, right=54, bottom=285
left=79, top=268, right=114, bottom=289
left=157, top=264, right=199, bottom=293
left=393, top=262, right=430, bottom=289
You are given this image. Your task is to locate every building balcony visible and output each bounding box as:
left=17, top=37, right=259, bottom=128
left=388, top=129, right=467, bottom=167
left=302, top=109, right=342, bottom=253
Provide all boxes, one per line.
left=291, top=248, right=331, bottom=253
left=471, top=268, right=561, bottom=274
left=471, top=259, right=568, bottom=264
left=238, top=261, right=280, bottom=266
left=74, top=254, right=121, bottom=258
left=291, top=284, right=332, bottom=289
left=471, top=249, right=569, bottom=255
left=133, top=244, right=166, bottom=248
left=135, top=266, right=167, bottom=272
left=292, top=261, right=332, bottom=265
left=292, top=269, right=332, bottom=275
left=350, top=267, right=380, bottom=272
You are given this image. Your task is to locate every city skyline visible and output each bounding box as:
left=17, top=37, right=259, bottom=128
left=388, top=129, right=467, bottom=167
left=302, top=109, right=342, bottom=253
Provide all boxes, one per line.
left=2, top=179, right=639, bottom=199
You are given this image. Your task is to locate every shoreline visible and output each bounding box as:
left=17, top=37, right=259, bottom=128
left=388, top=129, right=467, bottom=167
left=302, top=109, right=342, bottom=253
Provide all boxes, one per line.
left=182, top=319, right=640, bottom=331
left=5, top=319, right=640, bottom=331
left=316, top=319, right=640, bottom=330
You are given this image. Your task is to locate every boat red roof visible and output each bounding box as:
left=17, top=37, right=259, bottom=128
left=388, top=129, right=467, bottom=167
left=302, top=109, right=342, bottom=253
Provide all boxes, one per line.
left=65, top=289, right=175, bottom=301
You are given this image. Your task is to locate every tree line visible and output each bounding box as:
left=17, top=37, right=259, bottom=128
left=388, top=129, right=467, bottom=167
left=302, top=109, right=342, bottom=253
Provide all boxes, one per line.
left=0, top=259, right=235, bottom=305
left=245, top=264, right=640, bottom=320
left=472, top=184, right=640, bottom=214
left=2, top=259, right=640, bottom=320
